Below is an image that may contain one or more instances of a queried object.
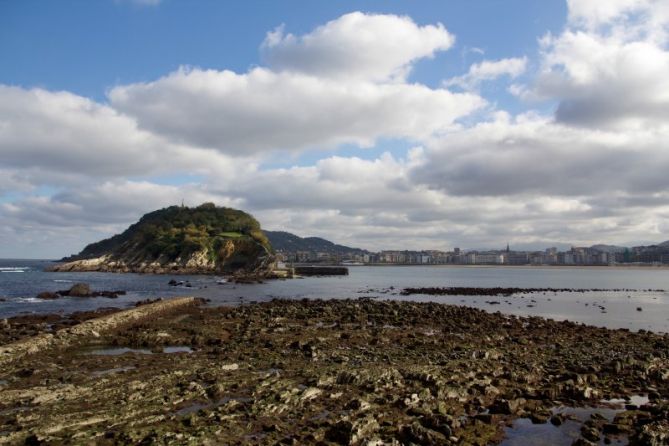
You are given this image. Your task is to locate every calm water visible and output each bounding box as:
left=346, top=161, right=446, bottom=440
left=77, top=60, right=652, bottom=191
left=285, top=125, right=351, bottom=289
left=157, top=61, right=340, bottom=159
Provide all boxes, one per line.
left=1, top=259, right=668, bottom=332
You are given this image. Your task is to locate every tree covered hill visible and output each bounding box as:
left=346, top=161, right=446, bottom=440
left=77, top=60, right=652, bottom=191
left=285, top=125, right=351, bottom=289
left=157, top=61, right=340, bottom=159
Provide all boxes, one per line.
left=55, top=203, right=273, bottom=274
left=265, top=231, right=367, bottom=255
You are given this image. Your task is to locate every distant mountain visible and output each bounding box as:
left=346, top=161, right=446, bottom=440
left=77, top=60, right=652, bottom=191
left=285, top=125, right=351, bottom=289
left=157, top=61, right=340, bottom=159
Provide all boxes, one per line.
left=265, top=231, right=367, bottom=255
left=657, top=240, right=669, bottom=248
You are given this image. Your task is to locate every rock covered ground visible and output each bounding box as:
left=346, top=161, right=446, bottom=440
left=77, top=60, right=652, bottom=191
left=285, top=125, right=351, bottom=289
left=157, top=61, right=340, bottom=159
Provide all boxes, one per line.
left=0, top=298, right=668, bottom=445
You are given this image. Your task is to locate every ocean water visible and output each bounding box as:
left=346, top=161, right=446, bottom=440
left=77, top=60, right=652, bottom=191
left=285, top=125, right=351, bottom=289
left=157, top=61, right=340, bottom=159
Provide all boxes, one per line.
left=1, top=259, right=668, bottom=332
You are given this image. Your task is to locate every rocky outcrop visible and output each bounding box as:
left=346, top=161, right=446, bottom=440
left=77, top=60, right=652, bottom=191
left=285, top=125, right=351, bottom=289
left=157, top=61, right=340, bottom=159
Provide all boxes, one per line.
left=50, top=240, right=274, bottom=275
left=36, top=283, right=125, bottom=299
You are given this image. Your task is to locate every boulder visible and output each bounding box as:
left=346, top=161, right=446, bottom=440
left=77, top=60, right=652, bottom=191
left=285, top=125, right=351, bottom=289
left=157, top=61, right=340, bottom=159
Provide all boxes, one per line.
left=67, top=283, right=92, bottom=297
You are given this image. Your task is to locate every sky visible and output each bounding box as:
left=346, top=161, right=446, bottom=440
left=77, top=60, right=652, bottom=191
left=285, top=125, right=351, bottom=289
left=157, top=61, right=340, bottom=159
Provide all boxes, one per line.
left=1, top=0, right=669, bottom=258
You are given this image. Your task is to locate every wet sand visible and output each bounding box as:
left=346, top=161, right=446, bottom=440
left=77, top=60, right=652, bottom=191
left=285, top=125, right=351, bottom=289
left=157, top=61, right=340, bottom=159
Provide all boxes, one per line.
left=0, top=297, right=668, bottom=445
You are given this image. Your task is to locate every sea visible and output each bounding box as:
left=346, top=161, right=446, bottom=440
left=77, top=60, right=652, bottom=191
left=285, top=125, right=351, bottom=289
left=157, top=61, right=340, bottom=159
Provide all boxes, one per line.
left=1, top=258, right=668, bottom=333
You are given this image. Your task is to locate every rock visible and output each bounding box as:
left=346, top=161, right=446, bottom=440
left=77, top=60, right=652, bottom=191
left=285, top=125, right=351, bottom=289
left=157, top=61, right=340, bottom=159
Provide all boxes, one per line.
left=581, top=425, right=601, bottom=442
left=326, top=420, right=354, bottom=444
left=603, top=423, right=627, bottom=435
left=299, top=387, right=321, bottom=402
left=24, top=434, right=45, bottom=445
left=344, top=398, right=371, bottom=411
left=490, top=398, right=525, bottom=415
left=399, top=421, right=447, bottom=444
left=221, top=363, right=239, bottom=371
left=420, top=414, right=454, bottom=437
left=67, top=283, right=91, bottom=297
left=401, top=393, right=421, bottom=408
left=630, top=420, right=669, bottom=446
left=550, top=414, right=565, bottom=426
left=475, top=413, right=494, bottom=424
left=36, top=291, right=59, bottom=300
left=530, top=411, right=551, bottom=424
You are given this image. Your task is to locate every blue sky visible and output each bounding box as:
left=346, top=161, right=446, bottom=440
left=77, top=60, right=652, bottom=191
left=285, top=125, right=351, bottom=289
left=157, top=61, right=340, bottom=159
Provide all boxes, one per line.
left=1, top=1, right=564, bottom=102
left=1, top=0, right=668, bottom=257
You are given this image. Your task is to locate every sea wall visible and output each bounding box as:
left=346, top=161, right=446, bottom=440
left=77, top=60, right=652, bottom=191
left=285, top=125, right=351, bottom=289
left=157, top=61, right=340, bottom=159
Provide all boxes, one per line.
left=0, top=297, right=199, bottom=367
left=294, top=266, right=349, bottom=276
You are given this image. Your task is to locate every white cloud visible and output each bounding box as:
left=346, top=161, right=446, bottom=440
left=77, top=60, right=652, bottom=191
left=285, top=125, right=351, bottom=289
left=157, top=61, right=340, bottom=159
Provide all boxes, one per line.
left=0, top=85, right=256, bottom=185
left=0, top=170, right=33, bottom=197
left=411, top=113, right=669, bottom=197
left=517, top=0, right=669, bottom=129
left=109, top=66, right=484, bottom=154
left=106, top=13, right=479, bottom=157
left=536, top=31, right=669, bottom=129
left=261, top=12, right=454, bottom=82
left=445, top=57, right=528, bottom=90
left=567, top=0, right=669, bottom=42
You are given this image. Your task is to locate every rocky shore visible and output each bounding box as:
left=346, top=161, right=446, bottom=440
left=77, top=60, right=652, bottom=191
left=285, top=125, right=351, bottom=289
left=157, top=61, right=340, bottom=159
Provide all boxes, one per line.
left=1, top=298, right=668, bottom=445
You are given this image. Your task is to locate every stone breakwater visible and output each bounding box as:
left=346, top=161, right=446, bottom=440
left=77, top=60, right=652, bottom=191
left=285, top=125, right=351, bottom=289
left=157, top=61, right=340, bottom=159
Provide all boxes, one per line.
left=0, top=297, right=199, bottom=368
left=0, top=298, right=668, bottom=445
left=401, top=286, right=665, bottom=297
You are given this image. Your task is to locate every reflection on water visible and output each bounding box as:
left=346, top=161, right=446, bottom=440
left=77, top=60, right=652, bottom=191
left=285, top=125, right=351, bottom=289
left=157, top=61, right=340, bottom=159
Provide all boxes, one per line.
left=83, top=347, right=152, bottom=356
left=501, top=396, right=649, bottom=446
left=82, top=346, right=193, bottom=355
left=163, top=346, right=193, bottom=354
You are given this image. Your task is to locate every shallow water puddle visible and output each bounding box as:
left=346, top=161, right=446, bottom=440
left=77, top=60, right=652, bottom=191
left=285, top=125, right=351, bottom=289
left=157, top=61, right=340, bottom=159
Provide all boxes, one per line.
left=163, top=346, right=193, bottom=353
left=500, top=396, right=648, bottom=446
left=91, top=366, right=136, bottom=377
left=500, top=418, right=588, bottom=446
left=84, top=347, right=153, bottom=356
left=82, top=345, right=193, bottom=355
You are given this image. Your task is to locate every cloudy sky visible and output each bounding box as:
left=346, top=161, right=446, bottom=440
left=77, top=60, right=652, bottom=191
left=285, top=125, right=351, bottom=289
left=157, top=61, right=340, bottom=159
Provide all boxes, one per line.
left=2, top=0, right=669, bottom=258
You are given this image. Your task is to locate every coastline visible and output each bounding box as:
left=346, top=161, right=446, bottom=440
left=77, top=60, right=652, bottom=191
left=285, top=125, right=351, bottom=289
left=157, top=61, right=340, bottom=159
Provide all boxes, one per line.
left=1, top=297, right=667, bottom=445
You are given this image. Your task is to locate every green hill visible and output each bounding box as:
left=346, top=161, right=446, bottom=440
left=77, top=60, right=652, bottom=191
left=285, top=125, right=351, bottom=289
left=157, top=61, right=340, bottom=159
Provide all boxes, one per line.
left=54, top=203, right=274, bottom=275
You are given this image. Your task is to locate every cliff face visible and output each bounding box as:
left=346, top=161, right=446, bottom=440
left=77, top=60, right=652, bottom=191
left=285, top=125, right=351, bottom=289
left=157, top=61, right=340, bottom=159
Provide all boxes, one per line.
left=50, top=203, right=275, bottom=275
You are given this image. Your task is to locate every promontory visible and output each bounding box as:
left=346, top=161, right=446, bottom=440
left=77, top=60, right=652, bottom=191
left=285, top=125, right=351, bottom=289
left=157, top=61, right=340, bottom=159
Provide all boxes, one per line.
left=49, top=203, right=275, bottom=275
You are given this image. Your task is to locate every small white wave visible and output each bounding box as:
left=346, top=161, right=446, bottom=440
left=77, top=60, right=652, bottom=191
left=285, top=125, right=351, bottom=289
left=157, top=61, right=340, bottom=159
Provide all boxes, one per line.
left=16, top=297, right=42, bottom=303
left=0, top=267, right=30, bottom=271
left=1, top=270, right=26, bottom=273
left=53, top=279, right=73, bottom=283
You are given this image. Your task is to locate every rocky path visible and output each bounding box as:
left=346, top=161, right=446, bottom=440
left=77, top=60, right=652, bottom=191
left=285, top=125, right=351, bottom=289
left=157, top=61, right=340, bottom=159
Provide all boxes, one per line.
left=0, top=298, right=668, bottom=445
